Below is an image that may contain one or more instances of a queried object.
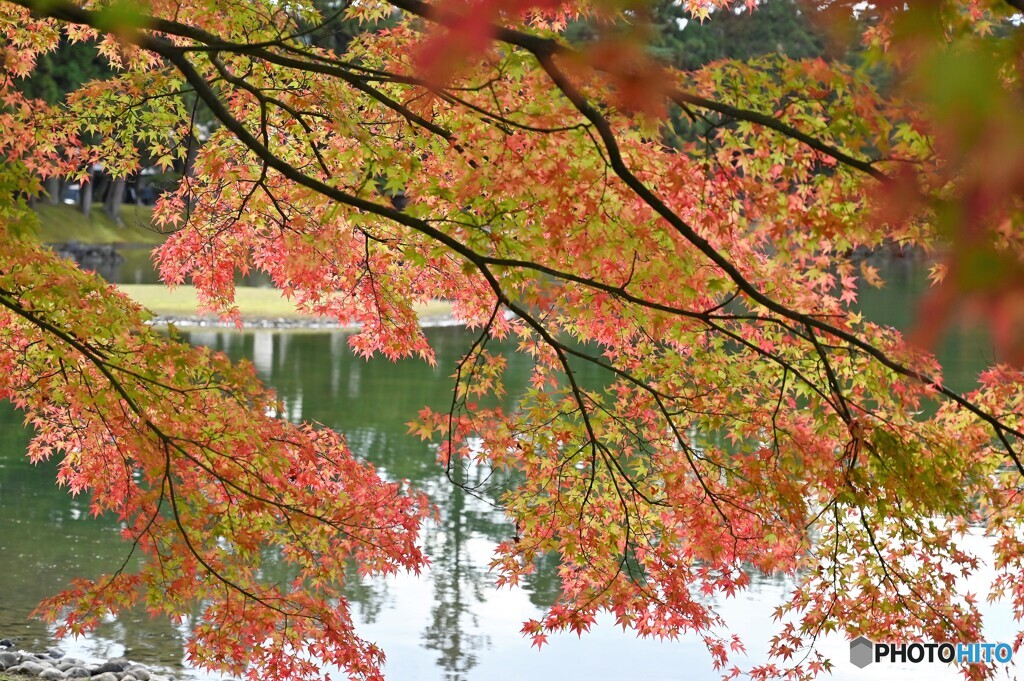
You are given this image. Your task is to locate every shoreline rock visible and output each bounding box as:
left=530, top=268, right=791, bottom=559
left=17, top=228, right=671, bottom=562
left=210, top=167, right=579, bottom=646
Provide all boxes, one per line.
left=53, top=242, right=125, bottom=268
left=0, top=640, right=172, bottom=681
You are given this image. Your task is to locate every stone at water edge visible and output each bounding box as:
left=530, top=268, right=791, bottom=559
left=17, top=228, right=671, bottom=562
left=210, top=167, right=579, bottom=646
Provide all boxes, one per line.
left=90, top=673, right=119, bottom=681
left=0, top=643, right=177, bottom=681
left=8, top=660, right=47, bottom=676
left=89, top=661, right=129, bottom=675
left=55, top=661, right=86, bottom=672
left=0, top=651, right=21, bottom=669
left=126, top=665, right=152, bottom=681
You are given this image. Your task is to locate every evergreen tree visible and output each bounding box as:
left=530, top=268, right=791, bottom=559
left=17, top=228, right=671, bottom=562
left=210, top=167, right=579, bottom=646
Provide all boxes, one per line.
left=18, top=38, right=110, bottom=104
left=658, top=0, right=829, bottom=70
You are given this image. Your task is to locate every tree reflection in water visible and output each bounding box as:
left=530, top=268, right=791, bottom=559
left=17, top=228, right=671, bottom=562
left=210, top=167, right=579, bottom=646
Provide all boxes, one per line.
left=217, top=327, right=538, bottom=680
left=421, top=460, right=492, bottom=678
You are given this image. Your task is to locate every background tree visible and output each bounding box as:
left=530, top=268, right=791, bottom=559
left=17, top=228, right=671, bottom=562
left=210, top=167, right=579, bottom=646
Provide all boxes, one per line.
left=0, top=1, right=1023, bottom=680
left=565, top=0, right=855, bottom=149
left=655, top=0, right=829, bottom=69
left=16, top=37, right=109, bottom=207
left=17, top=36, right=108, bottom=103
left=301, top=0, right=401, bottom=54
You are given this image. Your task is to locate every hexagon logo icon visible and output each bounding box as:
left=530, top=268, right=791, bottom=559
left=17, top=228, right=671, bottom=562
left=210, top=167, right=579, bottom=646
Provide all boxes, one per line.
left=850, top=636, right=874, bottom=668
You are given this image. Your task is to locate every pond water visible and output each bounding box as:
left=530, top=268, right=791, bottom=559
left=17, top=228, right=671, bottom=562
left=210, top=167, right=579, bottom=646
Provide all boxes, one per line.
left=0, top=255, right=1018, bottom=681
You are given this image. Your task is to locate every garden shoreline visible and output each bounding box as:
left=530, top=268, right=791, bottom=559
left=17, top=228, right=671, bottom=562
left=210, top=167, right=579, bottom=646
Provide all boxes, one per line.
left=146, top=308, right=459, bottom=330
left=0, top=640, right=179, bottom=681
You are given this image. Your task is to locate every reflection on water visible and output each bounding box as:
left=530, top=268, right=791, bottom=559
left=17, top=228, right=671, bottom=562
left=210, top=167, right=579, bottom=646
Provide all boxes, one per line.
left=0, top=259, right=1015, bottom=681
left=0, top=414, right=200, bottom=672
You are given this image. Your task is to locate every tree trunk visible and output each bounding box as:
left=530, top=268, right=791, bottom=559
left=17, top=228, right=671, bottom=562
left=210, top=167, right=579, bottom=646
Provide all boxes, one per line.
left=135, top=173, right=148, bottom=205
left=79, top=177, right=93, bottom=217
left=104, top=177, right=126, bottom=225
left=43, top=176, right=60, bottom=205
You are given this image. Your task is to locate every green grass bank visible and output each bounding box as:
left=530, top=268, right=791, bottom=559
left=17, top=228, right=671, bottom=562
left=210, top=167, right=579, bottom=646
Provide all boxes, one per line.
left=121, top=285, right=452, bottom=323
left=35, top=203, right=454, bottom=323
left=33, top=203, right=167, bottom=245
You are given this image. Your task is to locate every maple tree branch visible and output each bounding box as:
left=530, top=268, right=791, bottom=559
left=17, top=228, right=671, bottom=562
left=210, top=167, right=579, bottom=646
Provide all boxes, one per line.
left=433, top=87, right=593, bottom=135
left=531, top=53, right=1024, bottom=474
left=668, top=89, right=887, bottom=181
left=21, top=0, right=453, bottom=142
left=383, top=0, right=889, bottom=181
left=0, top=290, right=376, bottom=531
left=0, top=294, right=293, bottom=617
left=445, top=269, right=759, bottom=542
left=856, top=510, right=969, bottom=636
left=0, top=273, right=423, bottom=596
left=529, top=313, right=854, bottom=524
left=27, top=1, right=1024, bottom=493
left=494, top=294, right=667, bottom=509
left=208, top=53, right=332, bottom=177
left=158, top=31, right=662, bottom=531
left=18, top=0, right=885, bottom=183
left=448, top=299, right=774, bottom=532
left=160, top=444, right=296, bottom=615
left=38, top=0, right=1016, bottom=481
left=20, top=6, right=1024, bottom=623
left=805, top=324, right=852, bottom=423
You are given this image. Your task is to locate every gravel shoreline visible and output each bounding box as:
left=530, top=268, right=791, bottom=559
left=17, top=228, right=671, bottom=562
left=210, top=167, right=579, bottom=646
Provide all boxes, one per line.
left=0, top=639, right=178, bottom=681
left=146, top=311, right=460, bottom=330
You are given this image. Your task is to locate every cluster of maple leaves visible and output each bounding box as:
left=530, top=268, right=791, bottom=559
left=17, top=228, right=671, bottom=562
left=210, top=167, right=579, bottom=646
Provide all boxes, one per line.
left=1, top=0, right=1024, bottom=679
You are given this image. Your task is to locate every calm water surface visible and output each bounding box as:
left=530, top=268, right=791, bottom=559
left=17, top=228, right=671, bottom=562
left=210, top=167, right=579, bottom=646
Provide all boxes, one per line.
left=0, top=257, right=1017, bottom=680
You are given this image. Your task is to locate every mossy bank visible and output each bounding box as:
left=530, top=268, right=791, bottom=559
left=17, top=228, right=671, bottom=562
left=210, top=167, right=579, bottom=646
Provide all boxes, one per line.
left=31, top=204, right=167, bottom=246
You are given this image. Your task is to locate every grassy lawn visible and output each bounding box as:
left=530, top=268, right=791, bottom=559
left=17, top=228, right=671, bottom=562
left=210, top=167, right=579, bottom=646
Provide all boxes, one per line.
left=33, top=203, right=170, bottom=245
left=118, top=284, right=453, bottom=322
left=31, top=206, right=455, bottom=323
left=120, top=284, right=310, bottom=319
